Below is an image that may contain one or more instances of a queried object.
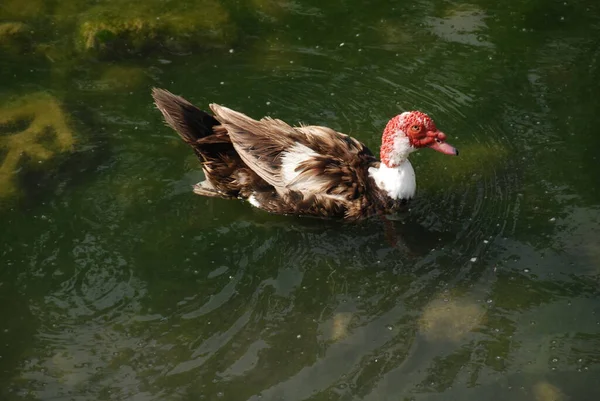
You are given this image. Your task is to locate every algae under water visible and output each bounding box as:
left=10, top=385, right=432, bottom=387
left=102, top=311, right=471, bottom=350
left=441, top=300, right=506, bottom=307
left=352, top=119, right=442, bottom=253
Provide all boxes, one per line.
left=1, top=0, right=599, bottom=400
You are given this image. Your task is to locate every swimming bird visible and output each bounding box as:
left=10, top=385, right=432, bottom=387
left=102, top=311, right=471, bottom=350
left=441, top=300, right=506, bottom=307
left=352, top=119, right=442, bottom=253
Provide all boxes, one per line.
left=152, top=88, right=458, bottom=220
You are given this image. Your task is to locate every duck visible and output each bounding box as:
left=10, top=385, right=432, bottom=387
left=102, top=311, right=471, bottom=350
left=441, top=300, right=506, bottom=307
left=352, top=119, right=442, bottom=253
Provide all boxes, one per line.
left=152, top=88, right=458, bottom=220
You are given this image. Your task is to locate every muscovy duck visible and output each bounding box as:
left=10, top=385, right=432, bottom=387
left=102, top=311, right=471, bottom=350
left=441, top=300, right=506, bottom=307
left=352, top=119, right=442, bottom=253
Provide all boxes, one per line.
left=152, top=88, right=458, bottom=220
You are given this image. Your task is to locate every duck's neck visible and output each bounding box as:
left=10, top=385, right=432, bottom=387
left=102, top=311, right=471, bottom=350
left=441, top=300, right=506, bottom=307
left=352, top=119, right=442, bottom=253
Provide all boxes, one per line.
left=371, top=126, right=417, bottom=200
left=380, top=129, right=415, bottom=167
left=368, top=160, right=416, bottom=200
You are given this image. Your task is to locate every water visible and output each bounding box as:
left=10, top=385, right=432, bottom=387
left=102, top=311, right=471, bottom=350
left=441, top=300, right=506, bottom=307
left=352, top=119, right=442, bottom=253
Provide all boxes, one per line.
left=1, top=0, right=599, bottom=400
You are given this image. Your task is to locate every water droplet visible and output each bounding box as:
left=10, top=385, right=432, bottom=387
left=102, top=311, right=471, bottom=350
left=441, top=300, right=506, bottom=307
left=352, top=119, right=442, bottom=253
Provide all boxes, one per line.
left=339, top=42, right=345, bottom=47
left=552, top=358, right=558, bottom=363
left=387, top=325, right=393, bottom=331
left=266, top=101, right=271, bottom=105
left=470, top=257, right=478, bottom=262
left=220, top=81, right=225, bottom=85
left=296, top=334, right=302, bottom=339
left=229, top=49, right=234, bottom=53
left=549, top=217, right=556, bottom=222
left=524, top=268, right=530, bottom=273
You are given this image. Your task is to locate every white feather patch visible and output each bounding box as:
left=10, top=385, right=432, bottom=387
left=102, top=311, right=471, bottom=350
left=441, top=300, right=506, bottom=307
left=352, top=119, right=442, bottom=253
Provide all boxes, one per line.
left=389, top=134, right=416, bottom=167
left=248, top=194, right=261, bottom=208
left=280, top=143, right=330, bottom=192
left=368, top=160, right=416, bottom=200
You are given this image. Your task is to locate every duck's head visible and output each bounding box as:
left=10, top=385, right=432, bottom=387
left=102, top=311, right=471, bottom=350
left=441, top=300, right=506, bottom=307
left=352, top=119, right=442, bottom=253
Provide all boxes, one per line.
left=380, top=111, right=458, bottom=167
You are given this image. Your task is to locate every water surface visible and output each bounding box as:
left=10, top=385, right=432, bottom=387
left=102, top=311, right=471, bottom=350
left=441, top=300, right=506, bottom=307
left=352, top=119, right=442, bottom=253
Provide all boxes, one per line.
left=1, top=1, right=599, bottom=400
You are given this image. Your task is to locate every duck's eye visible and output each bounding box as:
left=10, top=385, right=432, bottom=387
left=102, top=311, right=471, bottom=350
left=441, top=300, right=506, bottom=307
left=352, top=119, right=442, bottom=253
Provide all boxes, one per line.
left=411, top=125, right=420, bottom=131
left=435, top=138, right=442, bottom=143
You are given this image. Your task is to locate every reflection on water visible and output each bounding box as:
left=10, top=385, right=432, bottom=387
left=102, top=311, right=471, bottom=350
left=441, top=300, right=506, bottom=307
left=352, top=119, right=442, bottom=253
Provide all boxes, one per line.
left=1, top=0, right=600, bottom=400
left=533, top=381, right=566, bottom=401
left=419, top=296, right=485, bottom=343
left=427, top=5, right=494, bottom=49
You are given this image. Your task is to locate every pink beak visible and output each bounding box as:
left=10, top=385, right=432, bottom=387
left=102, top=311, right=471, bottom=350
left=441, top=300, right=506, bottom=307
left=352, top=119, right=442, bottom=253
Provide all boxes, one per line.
left=429, top=141, right=459, bottom=155
left=427, top=131, right=459, bottom=156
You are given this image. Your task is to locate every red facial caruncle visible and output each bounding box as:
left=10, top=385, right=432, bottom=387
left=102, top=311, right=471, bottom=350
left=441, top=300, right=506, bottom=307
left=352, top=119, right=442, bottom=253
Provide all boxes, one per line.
left=380, top=111, right=458, bottom=167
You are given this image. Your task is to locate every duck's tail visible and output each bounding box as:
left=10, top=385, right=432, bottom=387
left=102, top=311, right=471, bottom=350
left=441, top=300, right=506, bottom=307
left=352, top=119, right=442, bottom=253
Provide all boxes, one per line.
left=151, top=88, right=220, bottom=147
left=151, top=88, right=242, bottom=199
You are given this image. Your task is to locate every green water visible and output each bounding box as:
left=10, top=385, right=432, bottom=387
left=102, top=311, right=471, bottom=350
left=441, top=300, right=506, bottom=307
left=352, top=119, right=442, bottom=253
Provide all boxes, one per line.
left=1, top=0, right=599, bottom=400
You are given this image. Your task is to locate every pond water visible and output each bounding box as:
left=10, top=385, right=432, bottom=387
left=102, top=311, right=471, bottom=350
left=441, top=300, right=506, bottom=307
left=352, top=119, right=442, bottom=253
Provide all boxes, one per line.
left=1, top=0, right=599, bottom=400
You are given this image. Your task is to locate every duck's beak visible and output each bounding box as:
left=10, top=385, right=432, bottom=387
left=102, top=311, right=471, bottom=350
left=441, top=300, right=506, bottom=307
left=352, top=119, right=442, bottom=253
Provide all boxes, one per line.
left=427, top=131, right=459, bottom=156
left=429, top=141, right=459, bottom=156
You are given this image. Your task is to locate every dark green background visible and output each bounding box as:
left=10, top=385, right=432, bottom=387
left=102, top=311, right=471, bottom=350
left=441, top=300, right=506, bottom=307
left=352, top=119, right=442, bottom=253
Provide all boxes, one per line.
left=1, top=0, right=599, bottom=400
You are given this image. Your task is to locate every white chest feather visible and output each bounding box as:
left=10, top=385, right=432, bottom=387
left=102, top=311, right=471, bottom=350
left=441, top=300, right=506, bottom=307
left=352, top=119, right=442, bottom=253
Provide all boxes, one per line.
left=368, top=161, right=416, bottom=200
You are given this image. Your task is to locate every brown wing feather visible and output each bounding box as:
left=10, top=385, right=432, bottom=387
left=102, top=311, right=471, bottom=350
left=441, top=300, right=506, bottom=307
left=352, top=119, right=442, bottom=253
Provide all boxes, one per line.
left=292, top=125, right=372, bottom=159
left=209, top=104, right=296, bottom=188
left=287, top=126, right=376, bottom=202
left=209, top=104, right=376, bottom=201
